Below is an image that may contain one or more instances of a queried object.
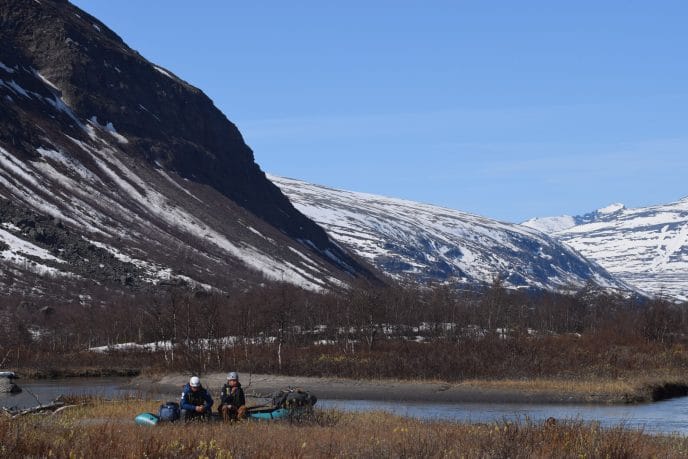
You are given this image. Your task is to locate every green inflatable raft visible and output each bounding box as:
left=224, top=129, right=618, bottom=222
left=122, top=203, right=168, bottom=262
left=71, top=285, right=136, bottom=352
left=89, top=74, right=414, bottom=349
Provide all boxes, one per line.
left=135, top=387, right=317, bottom=425
left=134, top=405, right=305, bottom=425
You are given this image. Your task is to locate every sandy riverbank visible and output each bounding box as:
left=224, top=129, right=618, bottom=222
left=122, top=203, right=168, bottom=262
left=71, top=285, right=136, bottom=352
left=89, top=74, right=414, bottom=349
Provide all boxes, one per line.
left=131, top=372, right=688, bottom=404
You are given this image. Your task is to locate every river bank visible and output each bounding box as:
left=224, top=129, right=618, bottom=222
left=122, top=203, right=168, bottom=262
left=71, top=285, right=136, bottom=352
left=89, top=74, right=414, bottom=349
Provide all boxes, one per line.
left=135, top=372, right=688, bottom=405
left=13, top=367, right=141, bottom=379
left=9, top=366, right=688, bottom=405
left=3, top=398, right=688, bottom=458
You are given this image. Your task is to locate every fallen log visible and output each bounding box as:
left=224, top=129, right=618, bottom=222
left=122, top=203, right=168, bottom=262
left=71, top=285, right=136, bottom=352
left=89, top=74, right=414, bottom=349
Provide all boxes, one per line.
left=4, top=401, right=65, bottom=418
left=51, top=404, right=80, bottom=416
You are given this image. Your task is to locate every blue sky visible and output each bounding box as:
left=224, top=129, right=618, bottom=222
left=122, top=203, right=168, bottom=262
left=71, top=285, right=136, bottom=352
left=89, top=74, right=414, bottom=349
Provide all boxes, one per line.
left=72, top=1, right=688, bottom=222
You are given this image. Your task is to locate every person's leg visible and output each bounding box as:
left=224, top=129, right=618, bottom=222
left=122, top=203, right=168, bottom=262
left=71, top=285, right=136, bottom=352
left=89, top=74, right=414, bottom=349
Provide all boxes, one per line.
left=180, top=409, right=195, bottom=422
left=220, top=404, right=230, bottom=422
left=237, top=405, right=247, bottom=420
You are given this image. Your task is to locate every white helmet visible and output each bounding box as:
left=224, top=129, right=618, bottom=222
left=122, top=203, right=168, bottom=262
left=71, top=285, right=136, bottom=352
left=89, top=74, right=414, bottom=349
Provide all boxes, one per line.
left=189, top=376, right=201, bottom=387
left=227, top=372, right=238, bottom=381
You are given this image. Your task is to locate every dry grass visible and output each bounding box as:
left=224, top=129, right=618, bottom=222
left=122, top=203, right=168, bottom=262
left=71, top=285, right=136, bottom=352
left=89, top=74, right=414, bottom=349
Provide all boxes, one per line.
left=459, top=373, right=688, bottom=403
left=460, top=377, right=645, bottom=400
left=2, top=398, right=688, bottom=458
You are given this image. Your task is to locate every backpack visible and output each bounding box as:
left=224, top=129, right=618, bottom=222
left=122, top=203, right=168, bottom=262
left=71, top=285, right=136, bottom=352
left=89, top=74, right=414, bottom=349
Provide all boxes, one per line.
left=158, top=401, right=180, bottom=422
left=271, top=388, right=317, bottom=408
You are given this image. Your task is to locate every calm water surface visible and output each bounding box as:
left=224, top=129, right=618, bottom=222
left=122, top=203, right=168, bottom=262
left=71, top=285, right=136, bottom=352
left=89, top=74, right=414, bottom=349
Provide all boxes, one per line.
left=3, top=378, right=688, bottom=435
left=0, top=377, right=160, bottom=411
left=319, top=398, right=688, bottom=435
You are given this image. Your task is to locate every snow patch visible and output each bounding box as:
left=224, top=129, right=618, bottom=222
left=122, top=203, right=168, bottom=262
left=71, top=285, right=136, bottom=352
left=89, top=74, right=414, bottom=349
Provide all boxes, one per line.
left=522, top=216, right=578, bottom=234
left=0, top=146, right=40, bottom=187
left=0, top=62, right=15, bottom=73
left=153, top=65, right=174, bottom=79
left=36, top=147, right=100, bottom=183
left=156, top=168, right=203, bottom=203
left=0, top=227, right=64, bottom=263
left=2, top=79, right=30, bottom=98
left=88, top=117, right=129, bottom=144
left=598, top=203, right=625, bottom=214
left=138, top=104, right=161, bottom=121
left=33, top=69, right=60, bottom=92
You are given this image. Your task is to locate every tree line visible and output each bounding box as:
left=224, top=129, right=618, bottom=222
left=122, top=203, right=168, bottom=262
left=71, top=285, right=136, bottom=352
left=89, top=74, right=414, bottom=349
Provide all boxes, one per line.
left=2, top=279, right=687, bottom=380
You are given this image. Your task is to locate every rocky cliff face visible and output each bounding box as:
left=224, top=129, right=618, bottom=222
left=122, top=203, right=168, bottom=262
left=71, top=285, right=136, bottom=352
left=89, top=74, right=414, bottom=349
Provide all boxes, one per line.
left=0, top=0, right=376, bottom=297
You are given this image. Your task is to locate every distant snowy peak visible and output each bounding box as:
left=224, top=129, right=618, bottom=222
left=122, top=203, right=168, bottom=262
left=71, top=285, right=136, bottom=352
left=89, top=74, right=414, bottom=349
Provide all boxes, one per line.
left=522, top=203, right=627, bottom=234
left=598, top=203, right=625, bottom=215
left=523, top=198, right=688, bottom=301
left=270, top=175, right=629, bottom=294
left=521, top=215, right=579, bottom=234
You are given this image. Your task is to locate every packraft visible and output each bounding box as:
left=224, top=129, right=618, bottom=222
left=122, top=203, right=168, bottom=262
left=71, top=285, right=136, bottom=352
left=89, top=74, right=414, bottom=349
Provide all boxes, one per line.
left=134, top=388, right=317, bottom=425
left=134, top=401, right=179, bottom=426
left=246, top=387, right=317, bottom=421
left=134, top=412, right=159, bottom=426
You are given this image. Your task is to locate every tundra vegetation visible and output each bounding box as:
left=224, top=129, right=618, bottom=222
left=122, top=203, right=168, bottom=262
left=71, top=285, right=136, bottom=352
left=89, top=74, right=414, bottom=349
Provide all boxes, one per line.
left=2, top=280, right=688, bottom=398
left=2, top=397, right=688, bottom=458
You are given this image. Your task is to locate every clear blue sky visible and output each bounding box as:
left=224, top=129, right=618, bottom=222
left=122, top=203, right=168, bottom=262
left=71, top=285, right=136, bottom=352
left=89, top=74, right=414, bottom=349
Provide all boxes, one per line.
left=71, top=0, right=688, bottom=223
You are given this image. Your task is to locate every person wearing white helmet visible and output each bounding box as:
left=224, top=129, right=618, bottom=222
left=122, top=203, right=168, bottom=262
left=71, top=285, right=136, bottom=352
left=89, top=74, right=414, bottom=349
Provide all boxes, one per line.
left=217, top=371, right=246, bottom=421
left=180, top=375, right=213, bottom=422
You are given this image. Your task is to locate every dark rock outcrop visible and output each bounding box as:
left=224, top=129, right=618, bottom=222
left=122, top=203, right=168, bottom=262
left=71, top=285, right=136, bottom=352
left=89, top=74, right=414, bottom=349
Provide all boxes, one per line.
left=0, top=0, right=379, bottom=297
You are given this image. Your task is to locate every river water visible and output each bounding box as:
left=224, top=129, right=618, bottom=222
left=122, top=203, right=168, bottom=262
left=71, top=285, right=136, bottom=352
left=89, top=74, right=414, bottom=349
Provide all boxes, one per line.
left=319, top=398, right=688, bottom=435
left=2, top=378, right=688, bottom=435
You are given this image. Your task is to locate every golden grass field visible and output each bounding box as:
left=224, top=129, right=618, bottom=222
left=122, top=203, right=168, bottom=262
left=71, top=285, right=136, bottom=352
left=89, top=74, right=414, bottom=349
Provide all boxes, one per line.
left=2, top=398, right=688, bottom=458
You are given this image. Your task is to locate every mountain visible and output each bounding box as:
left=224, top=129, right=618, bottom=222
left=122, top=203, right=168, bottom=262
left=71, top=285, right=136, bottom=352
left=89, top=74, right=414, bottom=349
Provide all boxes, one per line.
left=270, top=175, right=630, bottom=293
left=522, top=203, right=626, bottom=233
left=522, top=199, right=688, bottom=301
left=0, top=0, right=377, bottom=298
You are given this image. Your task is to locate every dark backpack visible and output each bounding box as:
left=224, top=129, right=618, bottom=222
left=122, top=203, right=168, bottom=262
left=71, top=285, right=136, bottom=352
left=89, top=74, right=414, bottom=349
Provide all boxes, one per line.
left=271, top=388, right=317, bottom=408
left=158, top=401, right=180, bottom=422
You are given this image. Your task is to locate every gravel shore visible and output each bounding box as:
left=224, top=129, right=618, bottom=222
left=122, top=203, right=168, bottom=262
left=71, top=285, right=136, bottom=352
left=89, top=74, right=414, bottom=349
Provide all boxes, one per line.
left=133, top=373, right=626, bottom=404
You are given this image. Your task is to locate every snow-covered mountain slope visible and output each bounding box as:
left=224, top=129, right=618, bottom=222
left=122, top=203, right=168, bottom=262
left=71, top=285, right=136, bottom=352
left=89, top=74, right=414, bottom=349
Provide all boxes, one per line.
left=523, top=203, right=626, bottom=234
left=270, top=176, right=629, bottom=293
left=522, top=200, right=688, bottom=301
left=0, top=0, right=376, bottom=297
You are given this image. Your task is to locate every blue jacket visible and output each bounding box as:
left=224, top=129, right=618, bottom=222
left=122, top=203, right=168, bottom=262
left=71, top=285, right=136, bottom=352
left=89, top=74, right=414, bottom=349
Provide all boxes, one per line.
left=180, top=383, right=213, bottom=412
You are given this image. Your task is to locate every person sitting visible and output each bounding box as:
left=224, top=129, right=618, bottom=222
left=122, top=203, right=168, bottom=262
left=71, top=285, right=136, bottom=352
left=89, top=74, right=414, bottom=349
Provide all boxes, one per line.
left=217, top=371, right=246, bottom=421
left=180, top=376, right=213, bottom=422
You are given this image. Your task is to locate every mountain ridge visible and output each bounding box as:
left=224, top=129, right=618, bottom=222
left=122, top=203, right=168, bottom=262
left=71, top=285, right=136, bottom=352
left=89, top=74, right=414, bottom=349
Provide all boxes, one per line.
left=522, top=198, right=688, bottom=301
left=270, top=175, right=631, bottom=294
left=0, top=0, right=378, bottom=297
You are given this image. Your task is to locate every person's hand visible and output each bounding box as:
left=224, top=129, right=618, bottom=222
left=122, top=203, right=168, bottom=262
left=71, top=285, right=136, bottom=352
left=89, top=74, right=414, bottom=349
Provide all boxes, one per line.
left=195, top=406, right=205, bottom=413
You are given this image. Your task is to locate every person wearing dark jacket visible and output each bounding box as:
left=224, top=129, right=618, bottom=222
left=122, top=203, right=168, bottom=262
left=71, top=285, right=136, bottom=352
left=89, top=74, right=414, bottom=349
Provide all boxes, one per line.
left=180, top=376, right=213, bottom=422
left=218, top=371, right=246, bottom=421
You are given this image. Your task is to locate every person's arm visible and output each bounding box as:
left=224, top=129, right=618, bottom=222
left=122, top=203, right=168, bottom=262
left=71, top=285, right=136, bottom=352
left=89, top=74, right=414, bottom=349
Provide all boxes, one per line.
left=219, top=385, right=229, bottom=405
left=180, top=390, right=195, bottom=411
left=204, top=390, right=214, bottom=411
left=237, top=388, right=245, bottom=407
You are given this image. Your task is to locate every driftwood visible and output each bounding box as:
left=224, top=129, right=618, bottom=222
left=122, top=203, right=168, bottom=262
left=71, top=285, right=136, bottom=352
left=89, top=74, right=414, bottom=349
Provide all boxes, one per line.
left=1, top=401, right=76, bottom=418
left=51, top=404, right=80, bottom=416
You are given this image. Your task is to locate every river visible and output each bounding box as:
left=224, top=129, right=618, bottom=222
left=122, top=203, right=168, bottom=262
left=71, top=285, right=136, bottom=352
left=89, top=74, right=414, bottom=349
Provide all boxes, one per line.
left=2, top=377, right=687, bottom=435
